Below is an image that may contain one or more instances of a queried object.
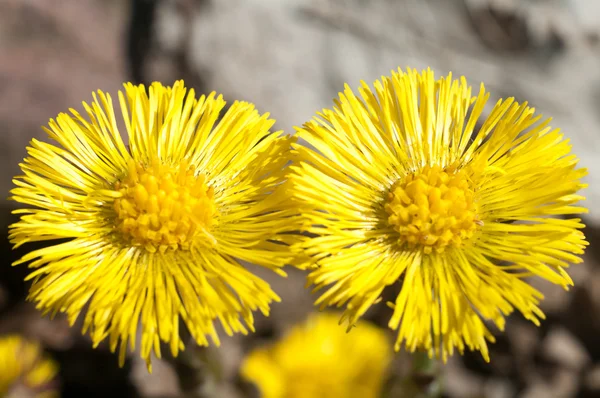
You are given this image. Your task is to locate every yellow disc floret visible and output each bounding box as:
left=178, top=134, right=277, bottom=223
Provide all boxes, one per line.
left=385, top=165, right=479, bottom=254
left=113, top=160, right=216, bottom=253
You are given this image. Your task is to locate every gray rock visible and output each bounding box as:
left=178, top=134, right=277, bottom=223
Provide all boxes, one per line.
left=520, top=370, right=579, bottom=398
left=584, top=364, right=600, bottom=392
left=151, top=0, right=600, bottom=224
left=542, top=327, right=591, bottom=371
left=0, top=0, right=126, bottom=207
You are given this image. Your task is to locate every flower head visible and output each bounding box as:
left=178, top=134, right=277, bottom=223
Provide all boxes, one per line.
left=241, top=313, right=391, bottom=398
left=0, top=335, right=59, bottom=398
left=10, top=81, right=297, bottom=371
left=291, top=68, right=588, bottom=361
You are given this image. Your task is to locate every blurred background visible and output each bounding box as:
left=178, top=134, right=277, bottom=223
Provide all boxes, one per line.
left=1, top=0, right=600, bottom=397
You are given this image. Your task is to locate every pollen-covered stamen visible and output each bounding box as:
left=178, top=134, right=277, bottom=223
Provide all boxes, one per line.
left=113, top=160, right=216, bottom=253
left=385, top=165, right=480, bottom=254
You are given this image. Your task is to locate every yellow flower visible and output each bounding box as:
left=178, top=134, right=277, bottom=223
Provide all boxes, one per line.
left=291, top=68, right=588, bottom=362
left=0, top=335, right=59, bottom=398
left=241, top=313, right=391, bottom=398
left=10, top=81, right=297, bottom=371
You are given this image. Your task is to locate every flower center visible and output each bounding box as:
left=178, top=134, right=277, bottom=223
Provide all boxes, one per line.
left=384, top=165, right=480, bottom=254
left=113, top=160, right=216, bottom=253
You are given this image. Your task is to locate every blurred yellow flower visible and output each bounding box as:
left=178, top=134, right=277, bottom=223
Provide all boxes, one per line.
left=291, top=68, right=588, bottom=362
left=10, top=81, right=298, bottom=371
left=0, top=335, right=59, bottom=398
left=241, top=313, right=391, bottom=398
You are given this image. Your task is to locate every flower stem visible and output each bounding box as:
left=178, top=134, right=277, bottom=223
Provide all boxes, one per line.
left=392, top=351, right=443, bottom=398
left=169, top=344, right=222, bottom=398
left=412, top=351, right=443, bottom=398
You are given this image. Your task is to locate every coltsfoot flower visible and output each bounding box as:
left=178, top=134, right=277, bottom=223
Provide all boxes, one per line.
left=241, top=313, right=391, bottom=398
left=0, top=335, right=59, bottom=398
left=291, top=68, right=588, bottom=361
left=10, top=81, right=297, bottom=371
